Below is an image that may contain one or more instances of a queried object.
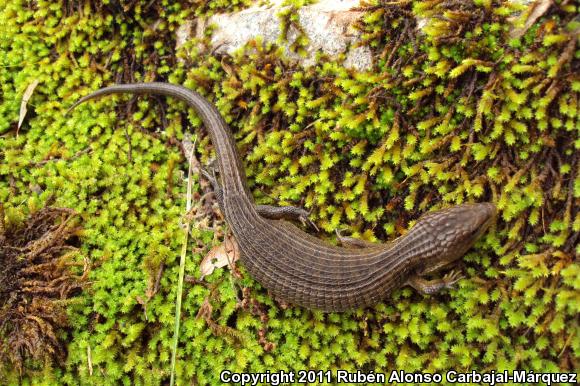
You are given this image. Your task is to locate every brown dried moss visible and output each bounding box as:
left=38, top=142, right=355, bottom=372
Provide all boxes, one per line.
left=0, top=205, right=88, bottom=375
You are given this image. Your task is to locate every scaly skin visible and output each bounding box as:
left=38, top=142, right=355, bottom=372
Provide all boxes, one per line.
left=68, top=83, right=496, bottom=312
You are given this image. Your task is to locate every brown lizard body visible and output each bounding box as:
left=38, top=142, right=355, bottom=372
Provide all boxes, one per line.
left=68, top=83, right=495, bottom=312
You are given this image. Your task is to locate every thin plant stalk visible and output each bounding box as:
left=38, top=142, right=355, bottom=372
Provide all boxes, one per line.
left=170, top=145, right=196, bottom=386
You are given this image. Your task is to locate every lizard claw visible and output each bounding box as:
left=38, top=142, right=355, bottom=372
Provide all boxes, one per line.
left=298, top=209, right=319, bottom=232
left=335, top=228, right=347, bottom=244
left=442, top=270, right=463, bottom=289
left=200, top=167, right=220, bottom=189
left=200, top=168, right=212, bottom=180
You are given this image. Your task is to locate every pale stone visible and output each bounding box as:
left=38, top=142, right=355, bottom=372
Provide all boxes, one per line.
left=175, top=20, right=194, bottom=49
left=177, top=0, right=536, bottom=71
left=177, top=0, right=373, bottom=71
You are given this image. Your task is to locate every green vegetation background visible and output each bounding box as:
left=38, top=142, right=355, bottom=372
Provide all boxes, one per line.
left=0, top=0, right=578, bottom=384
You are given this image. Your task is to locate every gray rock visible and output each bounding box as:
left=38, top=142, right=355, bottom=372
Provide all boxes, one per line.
left=177, top=0, right=373, bottom=71
left=177, top=0, right=538, bottom=71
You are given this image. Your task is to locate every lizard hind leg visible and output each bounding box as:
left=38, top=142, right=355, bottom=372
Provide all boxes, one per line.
left=256, top=205, right=319, bottom=232
left=335, top=229, right=379, bottom=249
left=203, top=157, right=318, bottom=231
left=200, top=165, right=225, bottom=211
left=205, top=157, right=318, bottom=231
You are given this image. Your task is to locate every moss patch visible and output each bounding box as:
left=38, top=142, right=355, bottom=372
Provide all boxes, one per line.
left=0, top=0, right=578, bottom=384
left=0, top=205, right=86, bottom=378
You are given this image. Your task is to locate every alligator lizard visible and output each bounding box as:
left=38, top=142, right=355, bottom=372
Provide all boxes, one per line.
left=68, top=82, right=495, bottom=312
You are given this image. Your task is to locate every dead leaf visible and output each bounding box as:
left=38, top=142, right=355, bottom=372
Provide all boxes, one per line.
left=17, top=79, right=40, bottom=135
left=510, top=0, right=553, bottom=39
left=199, top=234, right=239, bottom=280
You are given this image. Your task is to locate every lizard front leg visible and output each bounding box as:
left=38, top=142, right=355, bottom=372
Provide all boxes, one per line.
left=405, top=271, right=463, bottom=295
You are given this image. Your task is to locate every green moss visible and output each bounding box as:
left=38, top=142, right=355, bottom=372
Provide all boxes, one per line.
left=0, top=0, right=578, bottom=384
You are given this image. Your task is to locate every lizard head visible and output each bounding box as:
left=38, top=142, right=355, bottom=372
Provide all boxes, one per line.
left=419, top=202, right=496, bottom=265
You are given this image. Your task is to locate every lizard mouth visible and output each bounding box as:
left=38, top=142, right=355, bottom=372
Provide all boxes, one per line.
left=470, top=202, right=496, bottom=241
left=480, top=202, right=496, bottom=229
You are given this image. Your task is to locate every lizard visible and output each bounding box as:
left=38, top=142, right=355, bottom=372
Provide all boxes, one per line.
left=67, top=82, right=496, bottom=312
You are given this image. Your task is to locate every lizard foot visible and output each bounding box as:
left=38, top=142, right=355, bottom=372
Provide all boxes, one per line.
left=442, top=270, right=463, bottom=289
